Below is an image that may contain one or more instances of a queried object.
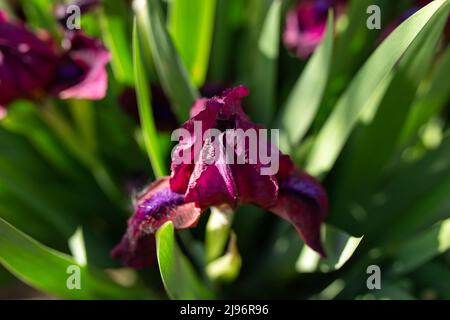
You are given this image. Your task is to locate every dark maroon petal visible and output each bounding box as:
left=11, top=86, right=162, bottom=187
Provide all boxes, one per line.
left=171, top=85, right=283, bottom=210
left=229, top=118, right=279, bottom=209
left=52, top=32, right=110, bottom=100
left=184, top=135, right=239, bottom=209
left=269, top=170, right=328, bottom=256
left=0, top=10, right=7, bottom=22
left=283, top=0, right=346, bottom=58
left=111, top=234, right=156, bottom=269
left=112, top=177, right=202, bottom=268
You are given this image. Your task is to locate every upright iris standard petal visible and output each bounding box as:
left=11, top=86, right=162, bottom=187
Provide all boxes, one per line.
left=270, top=170, right=328, bottom=256
left=170, top=86, right=279, bottom=210
left=0, top=11, right=58, bottom=109
left=52, top=32, right=111, bottom=100
left=283, top=0, right=345, bottom=58
left=112, top=178, right=201, bottom=268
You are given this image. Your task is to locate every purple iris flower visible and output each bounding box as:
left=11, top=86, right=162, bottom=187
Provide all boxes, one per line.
left=0, top=11, right=58, bottom=113
left=112, top=86, right=328, bottom=268
left=52, top=31, right=110, bottom=100
left=283, top=0, right=346, bottom=59
left=0, top=10, right=110, bottom=116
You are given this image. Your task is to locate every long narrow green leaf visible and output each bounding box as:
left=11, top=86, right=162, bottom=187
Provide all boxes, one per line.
left=156, top=222, right=214, bottom=299
left=249, top=0, right=282, bottom=125
left=168, top=0, right=216, bottom=87
left=133, top=20, right=166, bottom=178
left=331, top=6, right=449, bottom=197
left=0, top=218, right=150, bottom=299
left=334, top=134, right=450, bottom=240
left=399, top=44, right=450, bottom=147
left=21, top=0, right=59, bottom=39
left=100, top=1, right=134, bottom=85
left=134, top=0, right=199, bottom=122
left=305, top=0, right=450, bottom=177
left=391, top=219, right=450, bottom=275
left=277, top=12, right=334, bottom=153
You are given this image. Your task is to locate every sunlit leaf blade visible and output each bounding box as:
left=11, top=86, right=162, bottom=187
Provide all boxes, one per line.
left=249, top=0, right=282, bottom=125
left=306, top=0, right=450, bottom=177
left=133, top=20, right=166, bottom=178
left=100, top=1, right=134, bottom=85
left=133, top=0, right=199, bottom=122
left=168, top=0, right=216, bottom=87
left=391, top=219, right=450, bottom=275
left=156, top=222, right=214, bottom=299
left=277, top=12, right=334, bottom=153
left=399, top=44, right=450, bottom=147
left=329, top=6, right=449, bottom=205
left=21, top=0, right=59, bottom=39
left=296, top=225, right=363, bottom=273
left=0, top=218, right=150, bottom=299
left=334, top=134, right=450, bottom=240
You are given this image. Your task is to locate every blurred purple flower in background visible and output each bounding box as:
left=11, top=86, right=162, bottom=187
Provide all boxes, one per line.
left=0, top=10, right=110, bottom=117
left=112, top=86, right=328, bottom=268
left=283, top=0, right=346, bottom=59
left=52, top=32, right=110, bottom=100
left=0, top=11, right=58, bottom=114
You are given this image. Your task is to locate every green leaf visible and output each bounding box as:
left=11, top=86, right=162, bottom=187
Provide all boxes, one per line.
left=296, top=225, right=363, bottom=273
left=21, top=0, right=59, bottom=39
left=249, top=0, right=282, bottom=125
left=305, top=0, right=450, bottom=177
left=134, top=0, right=199, bottom=122
left=399, top=44, right=450, bottom=147
left=277, top=12, right=334, bottom=153
left=133, top=20, right=167, bottom=178
left=391, top=219, right=450, bottom=275
left=0, top=218, right=151, bottom=299
left=100, top=0, right=134, bottom=85
left=334, top=6, right=448, bottom=192
left=411, top=261, right=450, bottom=299
left=335, top=134, right=450, bottom=240
left=156, top=222, right=214, bottom=299
left=168, top=0, right=216, bottom=87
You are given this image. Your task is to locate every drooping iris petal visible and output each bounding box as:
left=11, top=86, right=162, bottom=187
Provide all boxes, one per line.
left=111, top=178, right=201, bottom=268
left=52, top=32, right=110, bottom=100
left=270, top=170, right=328, bottom=256
left=0, top=11, right=58, bottom=108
